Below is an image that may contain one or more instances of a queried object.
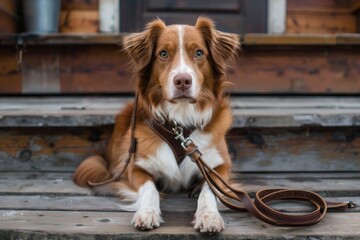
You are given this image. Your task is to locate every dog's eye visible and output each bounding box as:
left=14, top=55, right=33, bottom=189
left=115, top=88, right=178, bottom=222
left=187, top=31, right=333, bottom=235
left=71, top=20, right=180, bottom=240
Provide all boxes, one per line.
left=159, top=50, right=168, bottom=60
left=195, top=50, right=204, bottom=59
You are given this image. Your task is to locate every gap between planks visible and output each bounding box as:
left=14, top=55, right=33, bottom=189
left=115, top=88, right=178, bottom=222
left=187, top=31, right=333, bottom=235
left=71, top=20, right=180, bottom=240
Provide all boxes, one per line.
left=1, top=173, right=359, bottom=197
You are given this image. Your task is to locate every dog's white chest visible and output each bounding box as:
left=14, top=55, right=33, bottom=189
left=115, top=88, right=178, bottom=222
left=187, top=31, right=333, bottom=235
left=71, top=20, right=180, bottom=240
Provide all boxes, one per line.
left=135, top=130, right=224, bottom=191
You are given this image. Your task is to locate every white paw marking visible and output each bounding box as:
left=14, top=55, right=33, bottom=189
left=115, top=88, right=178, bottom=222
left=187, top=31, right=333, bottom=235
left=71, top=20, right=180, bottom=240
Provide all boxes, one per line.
left=193, top=211, right=225, bottom=233
left=194, top=183, right=225, bottom=233
left=132, top=208, right=162, bottom=231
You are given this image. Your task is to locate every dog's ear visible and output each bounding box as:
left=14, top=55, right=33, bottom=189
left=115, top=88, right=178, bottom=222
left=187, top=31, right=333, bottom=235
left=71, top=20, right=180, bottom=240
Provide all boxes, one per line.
left=122, top=19, right=166, bottom=76
left=195, top=17, right=240, bottom=77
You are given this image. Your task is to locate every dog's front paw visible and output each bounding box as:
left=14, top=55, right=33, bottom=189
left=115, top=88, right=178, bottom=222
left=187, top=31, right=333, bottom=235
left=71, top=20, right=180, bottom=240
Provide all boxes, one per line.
left=132, top=208, right=162, bottom=231
left=193, top=211, right=225, bottom=234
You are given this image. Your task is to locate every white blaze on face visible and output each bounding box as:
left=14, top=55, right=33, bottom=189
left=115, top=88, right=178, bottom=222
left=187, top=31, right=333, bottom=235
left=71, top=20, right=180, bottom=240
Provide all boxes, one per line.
left=167, top=25, right=198, bottom=99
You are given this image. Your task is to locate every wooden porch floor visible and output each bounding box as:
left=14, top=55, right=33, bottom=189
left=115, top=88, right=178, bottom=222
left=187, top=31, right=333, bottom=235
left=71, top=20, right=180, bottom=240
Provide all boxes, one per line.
left=0, top=171, right=359, bottom=239
left=0, top=96, right=359, bottom=239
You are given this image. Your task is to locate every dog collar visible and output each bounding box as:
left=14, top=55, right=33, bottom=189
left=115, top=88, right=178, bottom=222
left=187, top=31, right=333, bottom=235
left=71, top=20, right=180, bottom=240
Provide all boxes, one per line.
left=146, top=119, right=196, bottom=165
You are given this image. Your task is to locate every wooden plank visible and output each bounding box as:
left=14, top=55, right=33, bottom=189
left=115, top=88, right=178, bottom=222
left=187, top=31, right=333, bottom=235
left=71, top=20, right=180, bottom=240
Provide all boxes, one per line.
left=61, top=0, right=98, bottom=10
left=2, top=33, right=360, bottom=46
left=287, top=14, right=356, bottom=34
left=0, top=179, right=92, bottom=196
left=1, top=97, right=360, bottom=127
left=21, top=47, right=61, bottom=93
left=0, top=210, right=359, bottom=239
left=229, top=127, right=360, bottom=172
left=60, top=10, right=99, bottom=33
left=0, top=45, right=132, bottom=94
left=233, top=50, right=360, bottom=94
left=1, top=171, right=359, bottom=181
left=0, top=48, right=21, bottom=93
left=0, top=127, right=111, bottom=172
left=351, top=0, right=360, bottom=12
left=287, top=0, right=352, bottom=10
left=1, top=126, right=360, bottom=172
left=0, top=194, right=358, bottom=213
left=1, top=176, right=359, bottom=197
left=3, top=41, right=360, bottom=94
left=0, top=0, right=19, bottom=34
left=244, top=34, right=360, bottom=45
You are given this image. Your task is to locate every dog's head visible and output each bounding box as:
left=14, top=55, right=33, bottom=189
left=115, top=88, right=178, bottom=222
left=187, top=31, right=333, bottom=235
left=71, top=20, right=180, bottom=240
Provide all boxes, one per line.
left=123, top=17, right=239, bottom=127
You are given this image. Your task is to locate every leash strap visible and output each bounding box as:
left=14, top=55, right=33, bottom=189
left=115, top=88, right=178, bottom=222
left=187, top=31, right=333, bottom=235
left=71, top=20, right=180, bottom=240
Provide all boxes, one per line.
left=88, top=92, right=139, bottom=186
left=170, top=121, right=357, bottom=226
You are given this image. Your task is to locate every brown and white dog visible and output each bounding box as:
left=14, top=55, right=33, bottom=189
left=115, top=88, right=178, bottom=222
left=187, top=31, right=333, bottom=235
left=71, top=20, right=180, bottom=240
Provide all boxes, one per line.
left=73, top=17, right=240, bottom=233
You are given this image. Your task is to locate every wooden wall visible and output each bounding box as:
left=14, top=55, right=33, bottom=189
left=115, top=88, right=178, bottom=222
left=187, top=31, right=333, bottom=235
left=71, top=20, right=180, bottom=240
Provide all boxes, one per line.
left=1, top=41, right=360, bottom=95
left=60, top=0, right=99, bottom=33
left=0, top=0, right=19, bottom=33
left=287, top=0, right=360, bottom=33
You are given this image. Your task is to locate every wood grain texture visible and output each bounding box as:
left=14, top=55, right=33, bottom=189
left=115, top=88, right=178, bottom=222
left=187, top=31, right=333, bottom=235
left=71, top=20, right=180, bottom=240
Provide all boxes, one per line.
left=286, top=0, right=360, bottom=34
left=61, top=0, right=98, bottom=10
left=0, top=210, right=360, bottom=239
left=0, top=127, right=111, bottom=172
left=1, top=125, right=360, bottom=172
left=1, top=176, right=359, bottom=197
left=234, top=50, right=360, bottom=94
left=3, top=33, right=360, bottom=46
left=1, top=195, right=358, bottom=213
left=2, top=38, right=360, bottom=94
left=60, top=10, right=99, bottom=33
left=0, top=0, right=19, bottom=33
left=0, top=48, right=21, bottom=93
left=287, top=14, right=356, bottom=34
left=1, top=96, right=360, bottom=127
left=229, top=127, right=360, bottom=172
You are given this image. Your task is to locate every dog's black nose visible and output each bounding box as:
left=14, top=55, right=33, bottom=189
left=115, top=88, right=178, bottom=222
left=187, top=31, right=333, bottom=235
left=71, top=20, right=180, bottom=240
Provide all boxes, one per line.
left=173, top=74, right=192, bottom=91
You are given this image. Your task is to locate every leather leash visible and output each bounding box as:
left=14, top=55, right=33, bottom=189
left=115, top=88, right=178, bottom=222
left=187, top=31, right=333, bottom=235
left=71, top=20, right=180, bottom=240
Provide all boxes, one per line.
left=88, top=94, right=357, bottom=226
left=88, top=92, right=139, bottom=187
left=168, top=121, right=357, bottom=226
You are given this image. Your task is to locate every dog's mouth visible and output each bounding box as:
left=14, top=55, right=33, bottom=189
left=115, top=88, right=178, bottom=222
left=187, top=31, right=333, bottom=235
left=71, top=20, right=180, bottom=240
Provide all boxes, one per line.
left=169, top=95, right=196, bottom=104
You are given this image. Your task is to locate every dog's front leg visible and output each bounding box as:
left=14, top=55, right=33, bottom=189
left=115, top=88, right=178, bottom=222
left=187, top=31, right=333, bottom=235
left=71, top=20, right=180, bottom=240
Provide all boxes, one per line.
left=130, top=168, right=162, bottom=230
left=193, top=182, right=225, bottom=233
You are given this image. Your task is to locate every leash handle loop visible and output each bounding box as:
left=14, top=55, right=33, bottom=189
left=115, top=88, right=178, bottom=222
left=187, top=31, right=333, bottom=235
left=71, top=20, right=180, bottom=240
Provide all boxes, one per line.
left=183, top=141, right=355, bottom=226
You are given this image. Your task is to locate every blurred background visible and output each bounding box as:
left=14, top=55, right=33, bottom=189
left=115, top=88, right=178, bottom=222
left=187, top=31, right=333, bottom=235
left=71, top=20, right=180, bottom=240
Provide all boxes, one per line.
left=1, top=0, right=360, bottom=35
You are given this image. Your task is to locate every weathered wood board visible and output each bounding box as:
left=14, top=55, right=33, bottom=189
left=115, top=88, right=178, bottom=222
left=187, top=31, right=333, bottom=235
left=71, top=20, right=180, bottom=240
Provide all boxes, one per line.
left=61, top=0, right=99, bottom=10
left=1, top=195, right=359, bottom=213
left=1, top=175, right=359, bottom=197
left=286, top=0, right=360, bottom=34
left=1, top=126, right=360, bottom=172
left=1, top=210, right=360, bottom=240
left=60, top=11, right=99, bottom=33
left=0, top=170, right=359, bottom=239
left=1, top=96, right=360, bottom=127
left=1, top=34, right=360, bottom=94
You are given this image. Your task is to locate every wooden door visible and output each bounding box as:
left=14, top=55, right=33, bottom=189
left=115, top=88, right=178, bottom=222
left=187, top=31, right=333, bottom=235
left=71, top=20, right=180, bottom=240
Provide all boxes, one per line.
left=120, top=0, right=268, bottom=34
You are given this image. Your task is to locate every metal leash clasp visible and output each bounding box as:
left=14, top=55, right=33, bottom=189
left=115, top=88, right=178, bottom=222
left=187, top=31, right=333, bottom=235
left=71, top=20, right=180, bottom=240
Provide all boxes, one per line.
left=348, top=201, right=358, bottom=209
left=172, top=120, right=194, bottom=150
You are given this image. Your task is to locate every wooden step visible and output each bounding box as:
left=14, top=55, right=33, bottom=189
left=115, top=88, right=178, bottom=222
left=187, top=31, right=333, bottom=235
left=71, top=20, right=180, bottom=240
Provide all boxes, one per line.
left=1, top=96, right=360, bottom=127
left=0, top=171, right=359, bottom=239
left=1, top=34, right=360, bottom=95
left=1, top=96, right=360, bottom=173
